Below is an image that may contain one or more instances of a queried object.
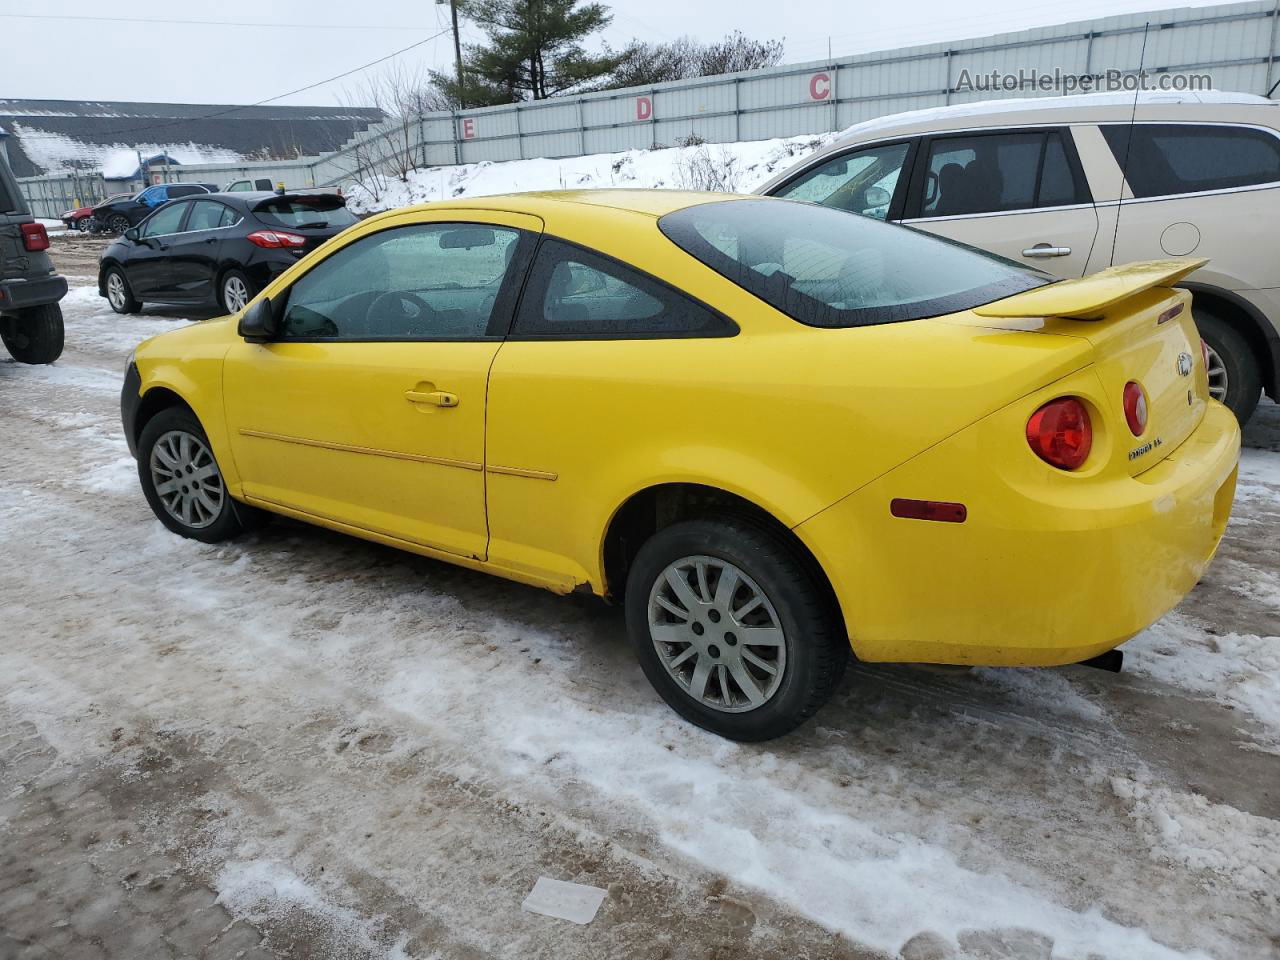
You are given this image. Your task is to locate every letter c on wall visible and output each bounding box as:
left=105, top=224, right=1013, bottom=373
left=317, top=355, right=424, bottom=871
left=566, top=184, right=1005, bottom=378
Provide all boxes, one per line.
left=809, top=73, right=831, bottom=101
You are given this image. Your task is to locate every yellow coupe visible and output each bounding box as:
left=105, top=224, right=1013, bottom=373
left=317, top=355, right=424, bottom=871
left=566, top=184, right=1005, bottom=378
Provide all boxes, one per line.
left=121, top=191, right=1240, bottom=740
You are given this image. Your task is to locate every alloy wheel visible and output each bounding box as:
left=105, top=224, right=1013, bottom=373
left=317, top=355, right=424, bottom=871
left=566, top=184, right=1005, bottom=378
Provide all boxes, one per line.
left=1204, top=342, right=1228, bottom=403
left=109, top=216, right=129, bottom=234
left=106, top=273, right=127, bottom=311
left=647, top=555, right=787, bottom=713
left=149, top=430, right=225, bottom=529
left=223, top=276, right=249, bottom=313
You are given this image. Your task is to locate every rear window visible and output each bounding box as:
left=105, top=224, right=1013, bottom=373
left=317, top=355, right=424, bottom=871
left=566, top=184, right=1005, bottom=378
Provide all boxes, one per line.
left=658, top=199, right=1049, bottom=328
left=254, top=196, right=357, bottom=229
left=1101, top=123, right=1280, bottom=198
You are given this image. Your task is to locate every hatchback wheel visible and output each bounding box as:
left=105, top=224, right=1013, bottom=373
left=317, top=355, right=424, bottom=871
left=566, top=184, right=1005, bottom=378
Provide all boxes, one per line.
left=625, top=518, right=848, bottom=741
left=104, top=267, right=141, bottom=314
left=220, top=270, right=254, bottom=313
left=1194, top=309, right=1261, bottom=424
left=137, top=407, right=257, bottom=543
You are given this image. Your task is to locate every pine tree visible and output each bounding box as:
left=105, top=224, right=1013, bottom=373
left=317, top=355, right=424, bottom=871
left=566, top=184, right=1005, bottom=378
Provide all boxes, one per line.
left=433, top=0, right=624, bottom=106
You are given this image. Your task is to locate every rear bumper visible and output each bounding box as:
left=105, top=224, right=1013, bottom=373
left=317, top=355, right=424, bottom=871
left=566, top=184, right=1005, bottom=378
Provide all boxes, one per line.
left=797, top=401, right=1241, bottom=667
left=0, top=275, right=68, bottom=314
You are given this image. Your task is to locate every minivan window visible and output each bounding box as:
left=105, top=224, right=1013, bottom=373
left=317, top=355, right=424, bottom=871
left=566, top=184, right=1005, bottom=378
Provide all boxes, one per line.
left=1100, top=123, right=1280, bottom=198
left=772, top=141, right=911, bottom=220
left=919, top=130, right=1083, bottom=217
left=659, top=199, right=1049, bottom=328
left=254, top=196, right=357, bottom=230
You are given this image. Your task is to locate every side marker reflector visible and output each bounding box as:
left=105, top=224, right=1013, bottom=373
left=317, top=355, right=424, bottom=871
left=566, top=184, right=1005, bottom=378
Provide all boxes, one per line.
left=890, top=499, right=968, bottom=523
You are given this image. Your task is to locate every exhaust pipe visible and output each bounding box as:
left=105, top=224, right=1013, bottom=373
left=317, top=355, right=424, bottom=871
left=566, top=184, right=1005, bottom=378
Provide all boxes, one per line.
left=1078, top=650, right=1124, bottom=673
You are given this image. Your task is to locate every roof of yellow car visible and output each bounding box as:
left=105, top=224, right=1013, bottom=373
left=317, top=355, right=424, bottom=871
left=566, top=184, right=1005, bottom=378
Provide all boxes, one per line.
left=399, top=188, right=753, bottom=219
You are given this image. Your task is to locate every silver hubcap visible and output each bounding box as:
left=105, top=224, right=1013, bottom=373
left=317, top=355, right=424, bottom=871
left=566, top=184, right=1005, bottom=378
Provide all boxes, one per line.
left=648, top=556, right=787, bottom=713
left=1204, top=342, right=1228, bottom=403
left=107, top=273, right=126, bottom=310
left=150, top=430, right=225, bottom=529
left=224, top=276, right=249, bottom=312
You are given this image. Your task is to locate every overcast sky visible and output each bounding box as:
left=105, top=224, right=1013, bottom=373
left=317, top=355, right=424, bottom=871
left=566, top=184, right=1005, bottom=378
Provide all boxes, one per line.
left=1, top=0, right=1236, bottom=107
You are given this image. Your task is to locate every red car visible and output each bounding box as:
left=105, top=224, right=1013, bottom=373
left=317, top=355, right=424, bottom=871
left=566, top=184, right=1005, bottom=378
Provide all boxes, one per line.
left=61, top=194, right=131, bottom=232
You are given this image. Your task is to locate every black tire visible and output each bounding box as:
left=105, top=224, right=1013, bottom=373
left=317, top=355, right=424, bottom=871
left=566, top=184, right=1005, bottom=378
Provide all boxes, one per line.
left=218, top=269, right=255, bottom=313
left=137, top=407, right=259, bottom=543
left=1, top=303, right=65, bottom=364
left=108, top=214, right=130, bottom=235
left=1194, top=309, right=1262, bottom=424
left=104, top=266, right=142, bottom=315
left=624, top=517, right=848, bottom=742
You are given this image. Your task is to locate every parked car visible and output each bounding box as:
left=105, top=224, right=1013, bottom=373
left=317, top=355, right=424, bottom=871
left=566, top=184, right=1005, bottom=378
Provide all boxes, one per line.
left=757, top=90, right=1280, bottom=423
left=225, top=178, right=277, bottom=192
left=93, top=182, right=219, bottom=235
left=98, top=191, right=356, bottom=314
left=0, top=149, right=67, bottom=364
left=120, top=191, right=1240, bottom=741
left=60, top=204, right=94, bottom=231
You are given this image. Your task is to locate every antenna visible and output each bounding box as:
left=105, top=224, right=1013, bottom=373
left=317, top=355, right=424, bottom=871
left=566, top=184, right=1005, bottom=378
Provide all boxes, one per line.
left=1109, top=21, right=1151, bottom=266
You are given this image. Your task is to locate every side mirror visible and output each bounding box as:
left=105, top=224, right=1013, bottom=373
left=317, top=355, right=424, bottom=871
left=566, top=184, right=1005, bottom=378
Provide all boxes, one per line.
left=238, top=296, right=277, bottom=341
left=124, top=227, right=140, bottom=242
left=863, top=185, right=891, bottom=210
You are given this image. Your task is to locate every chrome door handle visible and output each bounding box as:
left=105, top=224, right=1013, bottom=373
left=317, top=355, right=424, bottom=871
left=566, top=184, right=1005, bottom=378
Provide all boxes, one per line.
left=404, top=389, right=458, bottom=408
left=1022, top=244, right=1072, bottom=258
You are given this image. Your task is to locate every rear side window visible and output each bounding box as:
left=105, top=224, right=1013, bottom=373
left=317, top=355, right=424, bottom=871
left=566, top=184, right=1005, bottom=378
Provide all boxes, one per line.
left=186, top=200, right=237, bottom=231
left=255, top=196, right=357, bottom=229
left=1100, top=123, right=1280, bottom=197
left=918, top=130, right=1086, bottom=217
left=659, top=199, right=1049, bottom=328
left=510, top=239, right=733, bottom=339
left=169, top=185, right=204, bottom=198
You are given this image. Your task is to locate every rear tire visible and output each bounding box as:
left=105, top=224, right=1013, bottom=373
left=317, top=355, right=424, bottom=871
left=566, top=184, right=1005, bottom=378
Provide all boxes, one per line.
left=219, top=269, right=254, bottom=314
left=1194, top=309, right=1262, bottom=424
left=1, top=303, right=65, bottom=364
left=104, top=267, right=142, bottom=315
left=108, top=215, right=130, bottom=235
left=137, top=407, right=262, bottom=543
left=624, top=517, right=848, bottom=741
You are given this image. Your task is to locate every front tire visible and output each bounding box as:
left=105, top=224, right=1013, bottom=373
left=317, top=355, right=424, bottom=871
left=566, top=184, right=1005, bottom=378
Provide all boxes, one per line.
left=1, top=303, right=65, bottom=364
left=108, top=214, right=131, bottom=235
left=1195, top=309, right=1262, bottom=424
left=104, top=267, right=141, bottom=314
left=624, top=518, right=848, bottom=741
left=137, top=407, right=250, bottom=543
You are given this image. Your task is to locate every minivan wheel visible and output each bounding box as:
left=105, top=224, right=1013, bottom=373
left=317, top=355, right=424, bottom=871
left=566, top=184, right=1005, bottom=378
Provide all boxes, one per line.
left=0, top=303, right=64, bottom=364
left=1194, top=310, right=1262, bottom=424
left=219, top=270, right=254, bottom=313
left=105, top=267, right=141, bottom=314
left=137, top=407, right=254, bottom=543
left=108, top=215, right=130, bottom=235
left=624, top=518, right=848, bottom=741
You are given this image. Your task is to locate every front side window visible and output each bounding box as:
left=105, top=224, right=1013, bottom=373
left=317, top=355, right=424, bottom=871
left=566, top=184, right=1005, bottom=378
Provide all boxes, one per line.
left=510, top=239, right=732, bottom=339
left=140, top=202, right=189, bottom=237
left=280, top=223, right=523, bottom=341
left=1100, top=123, right=1280, bottom=198
left=919, top=130, right=1084, bottom=217
left=138, top=186, right=164, bottom=206
left=659, top=199, right=1049, bottom=328
left=772, top=141, right=911, bottom=220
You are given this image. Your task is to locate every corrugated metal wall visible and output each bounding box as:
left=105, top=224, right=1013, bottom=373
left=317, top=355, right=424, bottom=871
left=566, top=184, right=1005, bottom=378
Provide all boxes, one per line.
left=17, top=0, right=1280, bottom=217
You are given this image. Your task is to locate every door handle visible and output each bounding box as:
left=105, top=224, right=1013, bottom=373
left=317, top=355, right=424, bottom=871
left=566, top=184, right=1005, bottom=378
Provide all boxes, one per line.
left=1022, top=243, right=1072, bottom=258
left=405, top=389, right=459, bottom=408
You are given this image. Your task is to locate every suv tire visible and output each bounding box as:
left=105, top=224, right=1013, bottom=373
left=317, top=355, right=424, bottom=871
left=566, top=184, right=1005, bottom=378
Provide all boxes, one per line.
left=107, top=214, right=130, bottom=235
left=1, top=303, right=64, bottom=364
left=1195, top=309, right=1262, bottom=424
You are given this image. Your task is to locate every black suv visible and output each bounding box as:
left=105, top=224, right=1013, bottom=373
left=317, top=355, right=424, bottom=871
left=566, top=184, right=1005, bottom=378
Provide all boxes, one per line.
left=0, top=151, right=67, bottom=364
left=94, top=182, right=219, bottom=235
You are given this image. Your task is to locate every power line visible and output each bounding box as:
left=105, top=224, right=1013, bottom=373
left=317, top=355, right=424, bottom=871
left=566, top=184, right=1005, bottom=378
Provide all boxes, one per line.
left=9, top=27, right=454, bottom=142
left=1, top=13, right=434, bottom=31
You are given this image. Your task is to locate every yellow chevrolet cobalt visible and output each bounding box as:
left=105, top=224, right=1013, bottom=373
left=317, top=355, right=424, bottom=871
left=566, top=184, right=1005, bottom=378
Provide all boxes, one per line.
left=121, top=190, right=1240, bottom=741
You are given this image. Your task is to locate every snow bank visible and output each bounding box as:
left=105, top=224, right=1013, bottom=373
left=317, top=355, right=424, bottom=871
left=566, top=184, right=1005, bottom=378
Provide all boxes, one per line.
left=345, top=134, right=839, bottom=214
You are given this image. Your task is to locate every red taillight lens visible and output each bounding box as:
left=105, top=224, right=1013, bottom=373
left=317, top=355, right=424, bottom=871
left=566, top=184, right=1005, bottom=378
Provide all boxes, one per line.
left=1122, top=380, right=1148, bottom=436
left=20, top=222, right=50, bottom=252
left=246, top=229, right=306, bottom=249
left=1026, top=397, right=1092, bottom=470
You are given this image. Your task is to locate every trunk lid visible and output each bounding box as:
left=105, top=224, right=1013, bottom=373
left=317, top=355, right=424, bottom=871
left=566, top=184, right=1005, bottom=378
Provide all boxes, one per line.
left=956, top=259, right=1210, bottom=476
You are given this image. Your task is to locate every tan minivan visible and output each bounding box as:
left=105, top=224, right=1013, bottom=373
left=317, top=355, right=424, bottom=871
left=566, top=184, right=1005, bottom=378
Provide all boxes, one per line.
left=758, top=90, right=1280, bottom=422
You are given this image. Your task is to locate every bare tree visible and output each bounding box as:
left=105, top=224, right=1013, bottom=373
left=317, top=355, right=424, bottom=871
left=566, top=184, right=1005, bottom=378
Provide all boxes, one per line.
left=611, top=31, right=784, bottom=89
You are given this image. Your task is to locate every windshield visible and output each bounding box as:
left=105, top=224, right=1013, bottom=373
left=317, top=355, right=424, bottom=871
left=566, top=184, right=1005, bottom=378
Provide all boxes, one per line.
left=254, top=196, right=357, bottom=229
left=658, top=198, right=1050, bottom=328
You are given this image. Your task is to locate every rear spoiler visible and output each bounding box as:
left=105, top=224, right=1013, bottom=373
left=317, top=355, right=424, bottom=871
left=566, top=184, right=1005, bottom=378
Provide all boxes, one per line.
left=250, top=192, right=346, bottom=211
left=973, top=258, right=1208, bottom=321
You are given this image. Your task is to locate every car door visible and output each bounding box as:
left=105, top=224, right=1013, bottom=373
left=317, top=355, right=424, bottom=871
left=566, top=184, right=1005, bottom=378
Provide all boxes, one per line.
left=160, top=199, right=238, bottom=301
left=899, top=128, right=1099, bottom=278
left=222, top=210, right=542, bottom=559
left=126, top=200, right=193, bottom=297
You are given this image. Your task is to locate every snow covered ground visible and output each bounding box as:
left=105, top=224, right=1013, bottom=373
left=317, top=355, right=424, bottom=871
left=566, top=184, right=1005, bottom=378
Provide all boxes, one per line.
left=1, top=259, right=1278, bottom=959
left=344, top=134, right=840, bottom=213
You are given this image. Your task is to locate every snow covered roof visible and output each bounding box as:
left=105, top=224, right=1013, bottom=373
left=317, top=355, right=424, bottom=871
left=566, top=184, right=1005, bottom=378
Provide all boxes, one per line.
left=0, top=98, right=385, bottom=178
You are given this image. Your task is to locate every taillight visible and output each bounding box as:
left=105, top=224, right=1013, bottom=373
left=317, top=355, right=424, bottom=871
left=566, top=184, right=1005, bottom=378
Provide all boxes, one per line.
left=1122, top=381, right=1148, bottom=436
left=1026, top=397, right=1092, bottom=470
left=246, top=229, right=306, bottom=249
left=20, top=222, right=49, bottom=252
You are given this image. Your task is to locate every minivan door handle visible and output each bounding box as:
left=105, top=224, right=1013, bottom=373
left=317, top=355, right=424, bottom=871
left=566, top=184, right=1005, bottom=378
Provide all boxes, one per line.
left=1022, top=243, right=1072, bottom=258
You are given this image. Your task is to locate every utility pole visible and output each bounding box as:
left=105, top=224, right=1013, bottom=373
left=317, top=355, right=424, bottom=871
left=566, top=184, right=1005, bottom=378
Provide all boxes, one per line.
left=450, top=0, right=466, bottom=108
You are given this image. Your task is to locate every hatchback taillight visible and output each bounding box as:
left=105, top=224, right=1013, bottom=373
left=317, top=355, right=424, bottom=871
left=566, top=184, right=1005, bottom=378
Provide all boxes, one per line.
left=246, top=229, right=306, bottom=249
left=1026, top=397, right=1092, bottom=470
left=20, top=222, right=49, bottom=252
left=1122, top=381, right=1148, bottom=436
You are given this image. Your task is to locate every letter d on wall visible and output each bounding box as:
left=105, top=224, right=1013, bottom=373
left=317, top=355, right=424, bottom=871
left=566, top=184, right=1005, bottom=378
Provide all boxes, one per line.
left=636, top=96, right=653, bottom=121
